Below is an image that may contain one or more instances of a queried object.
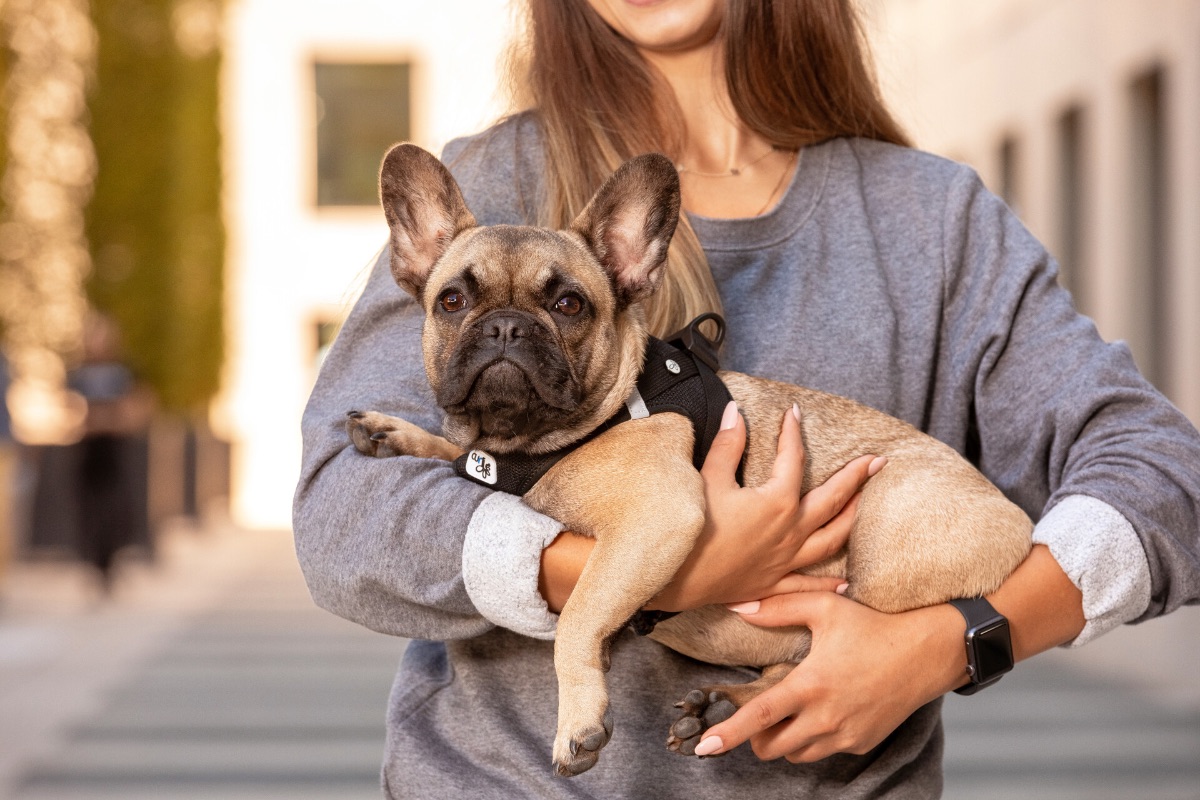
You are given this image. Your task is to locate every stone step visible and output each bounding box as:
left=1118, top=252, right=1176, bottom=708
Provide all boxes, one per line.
left=941, top=661, right=1200, bottom=800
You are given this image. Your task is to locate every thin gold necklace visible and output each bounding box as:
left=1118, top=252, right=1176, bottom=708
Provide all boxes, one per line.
left=753, top=149, right=799, bottom=216
left=674, top=146, right=778, bottom=178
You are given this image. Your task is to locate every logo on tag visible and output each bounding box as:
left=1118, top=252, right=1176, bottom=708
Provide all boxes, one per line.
left=467, top=450, right=498, bottom=485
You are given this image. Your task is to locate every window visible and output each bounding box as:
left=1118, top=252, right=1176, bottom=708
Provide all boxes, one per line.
left=314, top=61, right=412, bottom=207
left=1055, top=105, right=1088, bottom=312
left=1129, top=67, right=1169, bottom=391
left=997, top=134, right=1022, bottom=217
left=313, top=317, right=343, bottom=373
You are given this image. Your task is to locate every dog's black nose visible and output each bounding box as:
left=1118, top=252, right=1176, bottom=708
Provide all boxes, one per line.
left=484, top=313, right=530, bottom=343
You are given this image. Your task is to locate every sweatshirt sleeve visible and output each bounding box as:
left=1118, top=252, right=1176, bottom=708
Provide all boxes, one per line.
left=1031, top=494, right=1149, bottom=645
left=292, top=117, right=564, bottom=640
left=938, top=168, right=1200, bottom=635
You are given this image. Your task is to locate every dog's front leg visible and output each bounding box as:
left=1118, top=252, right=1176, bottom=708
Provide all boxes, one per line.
left=345, top=410, right=464, bottom=461
left=525, top=414, right=704, bottom=776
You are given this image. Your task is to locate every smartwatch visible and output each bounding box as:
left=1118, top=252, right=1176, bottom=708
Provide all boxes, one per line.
left=948, top=596, right=1013, bottom=695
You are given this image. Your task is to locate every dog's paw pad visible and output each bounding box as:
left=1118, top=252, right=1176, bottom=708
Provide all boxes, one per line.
left=671, top=715, right=702, bottom=740
left=553, top=722, right=611, bottom=777
left=553, top=709, right=613, bottom=777
left=666, top=689, right=737, bottom=757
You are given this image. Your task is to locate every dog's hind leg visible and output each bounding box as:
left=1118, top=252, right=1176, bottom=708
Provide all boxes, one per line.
left=665, top=662, right=795, bottom=756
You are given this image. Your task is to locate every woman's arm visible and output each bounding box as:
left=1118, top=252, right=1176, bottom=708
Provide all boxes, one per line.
left=935, top=168, right=1200, bottom=637
left=690, top=543, right=1083, bottom=761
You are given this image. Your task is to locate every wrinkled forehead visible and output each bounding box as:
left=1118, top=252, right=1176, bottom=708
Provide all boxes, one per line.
left=426, top=225, right=614, bottom=306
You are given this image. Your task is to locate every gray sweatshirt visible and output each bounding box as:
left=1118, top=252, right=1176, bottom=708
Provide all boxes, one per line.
left=293, top=114, right=1200, bottom=799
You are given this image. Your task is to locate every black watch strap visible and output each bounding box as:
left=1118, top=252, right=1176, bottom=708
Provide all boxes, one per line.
left=949, top=596, right=1013, bottom=695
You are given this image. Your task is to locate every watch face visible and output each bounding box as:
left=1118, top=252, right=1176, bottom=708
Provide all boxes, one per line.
left=969, top=620, right=1014, bottom=681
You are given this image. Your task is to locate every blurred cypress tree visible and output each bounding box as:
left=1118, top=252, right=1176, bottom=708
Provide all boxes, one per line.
left=86, top=0, right=224, bottom=413
left=0, top=41, right=7, bottom=350
left=0, top=45, right=6, bottom=345
left=0, top=41, right=6, bottom=204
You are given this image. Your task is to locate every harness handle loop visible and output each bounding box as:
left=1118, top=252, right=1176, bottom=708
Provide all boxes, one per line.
left=667, top=313, right=725, bottom=373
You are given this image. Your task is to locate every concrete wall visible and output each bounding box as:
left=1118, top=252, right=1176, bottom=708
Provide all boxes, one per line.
left=865, top=0, right=1200, bottom=424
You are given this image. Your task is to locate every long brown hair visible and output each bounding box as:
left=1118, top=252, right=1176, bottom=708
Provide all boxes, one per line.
left=507, top=0, right=910, bottom=337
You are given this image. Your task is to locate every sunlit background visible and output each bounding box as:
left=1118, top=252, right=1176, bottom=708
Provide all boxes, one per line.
left=0, top=1, right=1197, bottom=798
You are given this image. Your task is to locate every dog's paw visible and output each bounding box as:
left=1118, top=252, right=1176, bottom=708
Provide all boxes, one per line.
left=552, top=707, right=613, bottom=777
left=345, top=412, right=396, bottom=455
left=346, top=411, right=463, bottom=461
left=666, top=689, right=737, bottom=757
left=346, top=411, right=404, bottom=457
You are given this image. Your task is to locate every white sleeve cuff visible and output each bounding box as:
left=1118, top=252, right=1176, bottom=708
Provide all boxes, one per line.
left=462, top=492, right=563, bottom=640
left=1032, top=494, right=1151, bottom=647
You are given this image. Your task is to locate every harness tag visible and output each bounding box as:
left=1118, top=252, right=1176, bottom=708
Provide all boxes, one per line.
left=465, top=450, right=498, bottom=485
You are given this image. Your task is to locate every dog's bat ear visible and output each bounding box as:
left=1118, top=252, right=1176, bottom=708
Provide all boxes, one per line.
left=379, top=143, right=476, bottom=298
left=570, top=153, right=681, bottom=308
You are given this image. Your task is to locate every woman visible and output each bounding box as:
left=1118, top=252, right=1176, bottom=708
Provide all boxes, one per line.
left=294, top=0, right=1200, bottom=796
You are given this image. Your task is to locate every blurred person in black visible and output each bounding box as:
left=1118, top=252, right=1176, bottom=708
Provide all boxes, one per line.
left=69, top=313, right=154, bottom=589
left=26, top=313, right=156, bottom=591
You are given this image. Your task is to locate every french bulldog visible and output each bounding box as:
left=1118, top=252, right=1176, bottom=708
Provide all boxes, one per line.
left=346, top=143, right=1032, bottom=776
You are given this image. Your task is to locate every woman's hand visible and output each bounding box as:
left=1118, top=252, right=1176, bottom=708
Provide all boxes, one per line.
left=690, top=544, right=1087, bottom=762
left=647, top=401, right=884, bottom=612
left=692, top=591, right=967, bottom=762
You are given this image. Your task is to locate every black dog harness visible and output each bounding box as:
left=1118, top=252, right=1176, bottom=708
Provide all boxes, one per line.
left=453, top=314, right=733, bottom=495
left=453, top=315, right=734, bottom=637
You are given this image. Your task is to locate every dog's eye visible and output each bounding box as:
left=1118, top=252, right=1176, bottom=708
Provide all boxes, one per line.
left=554, top=294, right=584, bottom=316
left=440, top=291, right=468, bottom=313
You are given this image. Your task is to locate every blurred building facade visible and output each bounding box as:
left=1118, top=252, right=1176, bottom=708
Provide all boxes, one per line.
left=221, top=0, right=1199, bottom=529
left=866, top=0, right=1200, bottom=425
left=220, top=0, right=516, bottom=528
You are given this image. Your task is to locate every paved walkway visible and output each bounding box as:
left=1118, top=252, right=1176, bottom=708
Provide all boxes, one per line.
left=0, top=520, right=403, bottom=799
left=1, top=519, right=1197, bottom=799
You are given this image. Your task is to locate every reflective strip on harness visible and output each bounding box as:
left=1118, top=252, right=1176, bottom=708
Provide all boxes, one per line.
left=626, top=385, right=650, bottom=420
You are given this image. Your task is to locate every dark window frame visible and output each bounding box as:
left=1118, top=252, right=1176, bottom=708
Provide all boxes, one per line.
left=313, top=60, right=413, bottom=208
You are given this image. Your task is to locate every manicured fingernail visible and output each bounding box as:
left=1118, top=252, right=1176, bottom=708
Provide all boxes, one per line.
left=726, top=601, right=760, bottom=614
left=868, top=456, right=888, bottom=476
left=836, top=583, right=849, bottom=595
left=791, top=403, right=801, bottom=423
left=720, top=401, right=739, bottom=431
left=694, top=736, right=724, bottom=756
